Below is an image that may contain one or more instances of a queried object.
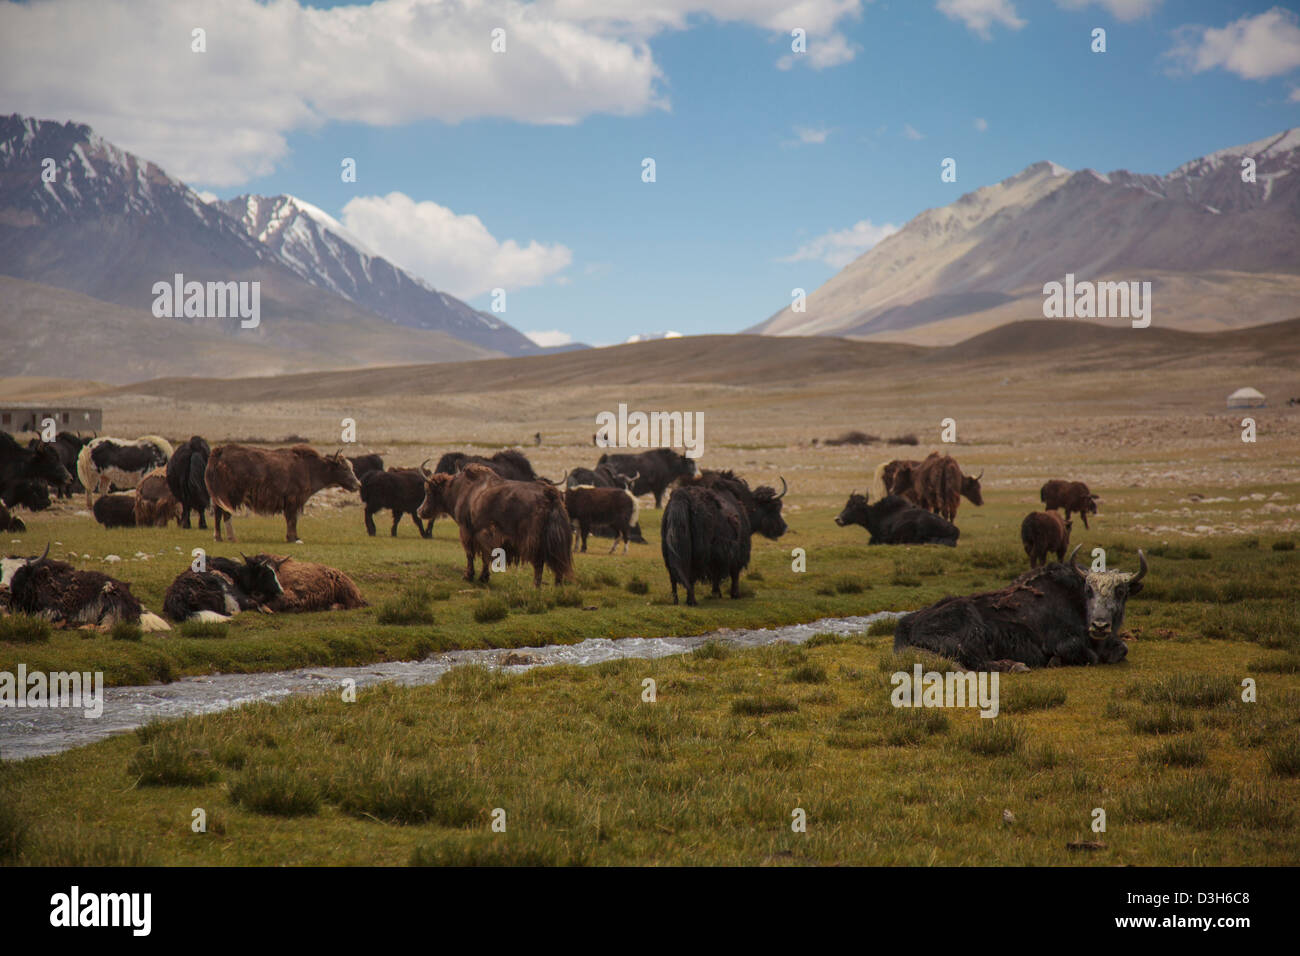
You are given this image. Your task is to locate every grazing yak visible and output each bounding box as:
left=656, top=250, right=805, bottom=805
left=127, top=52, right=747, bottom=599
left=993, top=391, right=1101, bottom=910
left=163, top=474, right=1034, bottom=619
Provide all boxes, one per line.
left=836, top=493, right=959, bottom=546
left=434, top=450, right=537, bottom=482
left=347, top=453, right=385, bottom=480
left=93, top=494, right=137, bottom=529
left=660, top=471, right=788, bottom=606
left=893, top=547, right=1148, bottom=670
left=1021, top=511, right=1071, bottom=568
left=77, top=435, right=173, bottom=506
left=1, top=432, right=72, bottom=497
left=252, top=554, right=367, bottom=612
left=886, top=453, right=983, bottom=522
left=163, top=555, right=284, bottom=622
left=360, top=467, right=431, bottom=538
left=2, top=478, right=51, bottom=513
left=204, top=444, right=360, bottom=543
left=597, top=448, right=697, bottom=508
left=7, top=546, right=169, bottom=632
left=565, top=466, right=646, bottom=543
left=565, top=485, right=638, bottom=554
left=418, top=463, right=573, bottom=587
left=0, top=503, right=25, bottom=534
left=166, top=436, right=211, bottom=530
left=134, top=468, right=182, bottom=527
left=1041, top=479, right=1099, bottom=530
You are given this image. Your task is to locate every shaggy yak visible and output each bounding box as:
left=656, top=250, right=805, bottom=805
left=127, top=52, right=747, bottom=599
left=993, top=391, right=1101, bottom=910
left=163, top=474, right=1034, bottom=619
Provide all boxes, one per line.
left=251, top=554, right=367, bottom=612
left=7, top=546, right=169, bottom=631
left=92, top=494, right=137, bottom=529
left=0, top=502, right=26, bottom=533
left=133, top=468, right=182, bottom=527
left=162, top=555, right=284, bottom=622
left=166, top=436, right=212, bottom=530
left=204, top=444, right=360, bottom=543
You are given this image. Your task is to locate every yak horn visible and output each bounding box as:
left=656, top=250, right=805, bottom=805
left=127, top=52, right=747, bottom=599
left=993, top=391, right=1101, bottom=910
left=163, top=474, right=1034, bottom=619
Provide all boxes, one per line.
left=1066, top=544, right=1083, bottom=571
left=419, top=458, right=433, bottom=480
left=30, top=542, right=51, bottom=565
left=975, top=469, right=984, bottom=481
left=1132, top=549, right=1148, bottom=585
left=777, top=476, right=788, bottom=499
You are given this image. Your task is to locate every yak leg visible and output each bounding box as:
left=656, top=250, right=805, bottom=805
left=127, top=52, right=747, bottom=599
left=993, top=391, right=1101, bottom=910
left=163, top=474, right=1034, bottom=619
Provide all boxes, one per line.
left=389, top=509, right=402, bottom=537
left=460, top=529, right=477, bottom=581
left=197, top=506, right=207, bottom=530
left=670, top=577, right=679, bottom=604
left=212, top=505, right=227, bottom=542
left=580, top=521, right=590, bottom=553
left=710, top=575, right=722, bottom=598
left=533, top=560, right=544, bottom=588
left=364, top=506, right=379, bottom=536
left=653, top=489, right=663, bottom=508
left=412, top=513, right=431, bottom=538
left=685, top=581, right=697, bottom=606
left=284, top=507, right=301, bottom=543
left=180, top=505, right=192, bottom=530
left=730, top=569, right=741, bottom=599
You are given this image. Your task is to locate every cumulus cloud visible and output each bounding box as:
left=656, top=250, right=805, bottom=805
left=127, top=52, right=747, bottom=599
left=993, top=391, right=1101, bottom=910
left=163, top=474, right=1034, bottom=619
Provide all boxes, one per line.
left=937, top=0, right=1025, bottom=39
left=525, top=330, right=574, bottom=348
left=0, top=0, right=865, bottom=186
left=339, top=192, right=572, bottom=300
left=974, top=117, right=989, bottom=132
left=786, top=125, right=833, bottom=146
left=781, top=219, right=899, bottom=269
left=1164, top=8, right=1300, bottom=81
left=1055, top=0, right=1161, bottom=20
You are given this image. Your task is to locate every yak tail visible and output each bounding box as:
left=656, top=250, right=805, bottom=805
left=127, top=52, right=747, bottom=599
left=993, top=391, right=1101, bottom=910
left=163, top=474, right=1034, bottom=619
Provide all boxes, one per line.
left=189, top=610, right=230, bottom=623
left=139, top=610, right=171, bottom=632
left=870, top=462, right=890, bottom=502
left=188, top=451, right=210, bottom=506
left=660, top=494, right=691, bottom=588
left=541, top=503, right=575, bottom=583
left=624, top=488, right=640, bottom=529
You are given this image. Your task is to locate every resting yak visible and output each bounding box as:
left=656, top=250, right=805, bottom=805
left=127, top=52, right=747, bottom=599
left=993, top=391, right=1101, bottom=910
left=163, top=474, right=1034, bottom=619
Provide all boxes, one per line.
left=6, top=546, right=169, bottom=632
left=163, top=555, right=284, bottom=622
left=893, top=547, right=1148, bottom=670
left=253, top=554, right=367, bottom=612
left=836, top=493, right=959, bottom=546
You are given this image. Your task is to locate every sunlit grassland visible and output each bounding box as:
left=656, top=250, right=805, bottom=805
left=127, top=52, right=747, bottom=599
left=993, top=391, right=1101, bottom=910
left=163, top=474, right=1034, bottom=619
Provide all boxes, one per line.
left=1, top=629, right=1297, bottom=866
left=1, top=482, right=1297, bottom=686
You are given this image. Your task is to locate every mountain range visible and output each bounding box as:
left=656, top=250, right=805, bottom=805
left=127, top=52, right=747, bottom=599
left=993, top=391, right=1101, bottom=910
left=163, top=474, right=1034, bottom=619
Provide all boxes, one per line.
left=751, top=129, right=1300, bottom=345
left=0, top=114, right=540, bottom=383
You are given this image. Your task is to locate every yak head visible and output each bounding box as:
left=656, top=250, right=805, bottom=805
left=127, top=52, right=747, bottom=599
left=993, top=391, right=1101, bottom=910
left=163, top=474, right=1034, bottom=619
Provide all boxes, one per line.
left=1084, top=493, right=1100, bottom=517
left=4, top=479, right=51, bottom=512
left=417, top=464, right=454, bottom=521
left=30, top=442, right=72, bottom=486
left=237, top=553, right=283, bottom=601
left=961, top=469, right=984, bottom=506
left=835, top=493, right=871, bottom=529
left=749, top=477, right=789, bottom=540
left=1071, top=546, right=1147, bottom=660
left=323, top=449, right=361, bottom=492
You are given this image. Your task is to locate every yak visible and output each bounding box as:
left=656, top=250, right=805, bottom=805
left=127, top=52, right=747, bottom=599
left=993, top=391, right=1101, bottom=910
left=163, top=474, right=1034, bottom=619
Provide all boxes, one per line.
left=204, top=444, right=360, bottom=543
left=1041, top=479, right=1099, bottom=530
left=565, top=485, right=638, bottom=554
left=0, top=502, right=25, bottom=533
left=2, top=478, right=51, bottom=513
left=162, top=555, right=284, bottom=622
left=166, top=436, right=211, bottom=530
left=836, top=493, right=959, bottom=546
left=418, top=463, right=573, bottom=587
left=433, top=450, right=537, bottom=482
left=0, top=432, right=71, bottom=495
left=92, top=494, right=137, bottom=529
left=252, top=554, right=367, bottom=612
left=361, top=467, right=431, bottom=538
left=1021, top=511, right=1071, bottom=568
left=7, top=546, right=169, bottom=632
left=893, top=547, right=1148, bottom=670
left=348, top=453, right=385, bottom=480
left=77, top=435, right=173, bottom=506
left=134, top=468, right=181, bottom=527
left=597, top=448, right=697, bottom=508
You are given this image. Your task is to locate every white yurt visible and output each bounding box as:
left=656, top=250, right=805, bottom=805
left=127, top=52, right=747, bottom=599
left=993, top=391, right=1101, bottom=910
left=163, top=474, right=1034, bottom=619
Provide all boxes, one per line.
left=1227, top=387, right=1266, bottom=409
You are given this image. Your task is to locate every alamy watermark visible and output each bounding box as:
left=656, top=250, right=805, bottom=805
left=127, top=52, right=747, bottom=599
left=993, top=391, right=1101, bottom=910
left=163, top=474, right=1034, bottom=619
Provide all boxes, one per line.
left=151, top=273, right=260, bottom=329
left=0, top=666, right=104, bottom=718
left=890, top=663, right=999, bottom=718
left=595, top=402, right=704, bottom=458
left=1042, top=273, right=1150, bottom=328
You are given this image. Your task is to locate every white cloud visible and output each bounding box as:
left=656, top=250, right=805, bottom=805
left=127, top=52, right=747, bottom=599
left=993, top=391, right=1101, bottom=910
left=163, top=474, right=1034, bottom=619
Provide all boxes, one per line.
left=974, top=117, right=989, bottom=132
left=787, top=125, right=833, bottom=146
left=937, top=0, right=1026, bottom=39
left=339, top=192, right=572, bottom=300
left=1165, top=8, right=1300, bottom=81
left=903, top=123, right=925, bottom=140
left=0, top=0, right=865, bottom=186
left=777, top=30, right=858, bottom=70
left=525, top=330, right=574, bottom=348
left=781, top=219, right=899, bottom=269
left=1055, top=0, right=1161, bottom=21
left=625, top=330, right=682, bottom=342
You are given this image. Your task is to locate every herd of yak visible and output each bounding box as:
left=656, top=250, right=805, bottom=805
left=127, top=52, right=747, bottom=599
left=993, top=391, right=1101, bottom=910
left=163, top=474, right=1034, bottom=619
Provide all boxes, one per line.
left=0, top=431, right=1147, bottom=672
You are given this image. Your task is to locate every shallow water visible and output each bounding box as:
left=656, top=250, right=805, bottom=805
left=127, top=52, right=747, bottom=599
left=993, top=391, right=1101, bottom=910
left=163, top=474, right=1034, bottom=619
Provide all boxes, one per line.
left=0, top=611, right=904, bottom=762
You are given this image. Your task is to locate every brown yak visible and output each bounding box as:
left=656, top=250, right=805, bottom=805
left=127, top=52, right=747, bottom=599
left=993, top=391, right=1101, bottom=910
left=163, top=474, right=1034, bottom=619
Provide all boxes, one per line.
left=418, top=462, right=573, bottom=587
left=252, top=554, right=367, bottom=612
left=133, top=467, right=182, bottom=527
left=1040, top=479, right=1099, bottom=529
left=1021, top=511, right=1072, bottom=568
left=204, top=444, right=360, bottom=543
left=913, top=452, right=983, bottom=523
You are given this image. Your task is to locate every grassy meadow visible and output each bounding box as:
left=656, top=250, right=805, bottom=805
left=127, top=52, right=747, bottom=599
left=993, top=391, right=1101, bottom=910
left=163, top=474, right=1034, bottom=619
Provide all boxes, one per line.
left=2, top=476, right=1298, bottom=865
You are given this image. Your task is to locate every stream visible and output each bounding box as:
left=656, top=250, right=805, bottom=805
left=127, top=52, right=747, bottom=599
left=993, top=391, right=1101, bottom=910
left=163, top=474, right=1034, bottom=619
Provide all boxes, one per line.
left=0, top=611, right=904, bottom=762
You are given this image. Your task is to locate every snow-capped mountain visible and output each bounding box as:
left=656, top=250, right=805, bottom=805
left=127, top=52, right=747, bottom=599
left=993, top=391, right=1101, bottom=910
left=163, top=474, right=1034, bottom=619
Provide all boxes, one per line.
left=213, top=193, right=537, bottom=355
left=753, top=129, right=1300, bottom=343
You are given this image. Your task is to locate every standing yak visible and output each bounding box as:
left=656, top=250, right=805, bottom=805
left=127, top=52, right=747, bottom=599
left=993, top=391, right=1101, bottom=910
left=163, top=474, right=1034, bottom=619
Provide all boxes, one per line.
left=660, top=471, right=788, bottom=606
left=167, top=436, right=211, bottom=530
left=598, top=448, right=697, bottom=508
left=204, top=444, right=360, bottom=543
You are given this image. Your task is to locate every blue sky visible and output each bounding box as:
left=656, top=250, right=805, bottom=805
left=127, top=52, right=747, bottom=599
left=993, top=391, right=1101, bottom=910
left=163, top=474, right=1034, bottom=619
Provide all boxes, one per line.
left=3, top=0, right=1299, bottom=346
